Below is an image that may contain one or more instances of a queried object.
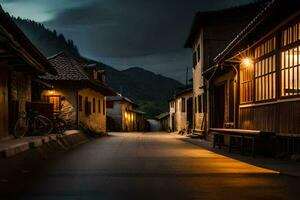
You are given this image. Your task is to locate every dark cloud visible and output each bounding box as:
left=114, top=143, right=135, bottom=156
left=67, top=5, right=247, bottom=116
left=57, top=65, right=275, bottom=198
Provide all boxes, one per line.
left=42, top=0, right=252, bottom=82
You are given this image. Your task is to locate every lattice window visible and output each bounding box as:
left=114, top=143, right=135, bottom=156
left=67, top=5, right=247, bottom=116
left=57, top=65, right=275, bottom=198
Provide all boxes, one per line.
left=281, top=46, right=300, bottom=96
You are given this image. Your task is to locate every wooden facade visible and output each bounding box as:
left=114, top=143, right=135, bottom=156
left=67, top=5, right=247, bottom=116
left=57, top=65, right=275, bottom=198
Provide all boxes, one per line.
left=184, top=2, right=267, bottom=134
left=212, top=0, right=300, bottom=143
left=0, top=9, right=56, bottom=139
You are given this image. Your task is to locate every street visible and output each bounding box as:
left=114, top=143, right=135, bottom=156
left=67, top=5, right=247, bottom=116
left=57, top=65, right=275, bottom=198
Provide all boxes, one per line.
left=1, top=132, right=300, bottom=200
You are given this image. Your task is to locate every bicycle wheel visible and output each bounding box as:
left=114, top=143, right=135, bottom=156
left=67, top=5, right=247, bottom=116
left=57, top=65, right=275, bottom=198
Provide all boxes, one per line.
left=14, top=117, right=29, bottom=138
left=32, top=115, right=53, bottom=135
left=54, top=117, right=67, bottom=134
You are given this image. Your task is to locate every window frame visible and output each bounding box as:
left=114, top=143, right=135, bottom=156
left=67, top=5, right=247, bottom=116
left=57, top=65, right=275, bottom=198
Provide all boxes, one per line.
left=279, top=20, right=300, bottom=99
left=78, top=95, right=83, bottom=112
left=47, top=95, right=61, bottom=113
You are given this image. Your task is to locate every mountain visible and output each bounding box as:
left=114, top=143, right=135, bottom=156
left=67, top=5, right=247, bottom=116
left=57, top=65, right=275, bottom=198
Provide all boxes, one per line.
left=13, top=17, right=80, bottom=57
left=12, top=17, right=184, bottom=117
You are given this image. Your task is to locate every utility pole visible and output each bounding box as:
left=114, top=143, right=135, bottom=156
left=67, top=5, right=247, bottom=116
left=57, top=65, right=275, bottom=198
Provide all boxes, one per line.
left=186, top=66, right=189, bottom=88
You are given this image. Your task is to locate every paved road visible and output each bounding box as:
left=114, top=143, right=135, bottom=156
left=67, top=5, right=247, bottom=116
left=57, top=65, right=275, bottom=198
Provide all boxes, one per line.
left=1, top=132, right=300, bottom=200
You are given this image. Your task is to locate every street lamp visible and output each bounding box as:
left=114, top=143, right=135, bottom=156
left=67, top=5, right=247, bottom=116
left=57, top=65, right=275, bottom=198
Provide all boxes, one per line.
left=241, top=57, right=253, bottom=67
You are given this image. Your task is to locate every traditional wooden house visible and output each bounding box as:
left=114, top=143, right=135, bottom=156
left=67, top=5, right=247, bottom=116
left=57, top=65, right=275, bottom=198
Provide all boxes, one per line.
left=211, top=0, right=300, bottom=153
left=184, top=1, right=268, bottom=135
left=39, top=52, right=115, bottom=133
left=0, top=7, right=56, bottom=140
left=156, top=112, right=170, bottom=131
left=106, top=94, right=146, bottom=132
left=168, top=88, right=193, bottom=133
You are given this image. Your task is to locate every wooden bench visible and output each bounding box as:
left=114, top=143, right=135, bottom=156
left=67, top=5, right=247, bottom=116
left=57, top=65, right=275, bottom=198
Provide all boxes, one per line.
left=210, top=128, right=270, bottom=156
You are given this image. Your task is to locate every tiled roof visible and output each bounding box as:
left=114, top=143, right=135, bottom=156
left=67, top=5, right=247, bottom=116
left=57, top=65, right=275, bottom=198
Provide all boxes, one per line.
left=156, top=112, right=169, bottom=120
left=213, top=0, right=276, bottom=62
left=40, top=52, right=89, bottom=81
left=107, top=93, right=138, bottom=107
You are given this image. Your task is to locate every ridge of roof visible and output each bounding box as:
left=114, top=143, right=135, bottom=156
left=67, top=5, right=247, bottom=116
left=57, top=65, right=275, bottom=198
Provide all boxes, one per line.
left=184, top=0, right=270, bottom=48
left=214, top=0, right=276, bottom=63
left=41, top=51, right=89, bottom=81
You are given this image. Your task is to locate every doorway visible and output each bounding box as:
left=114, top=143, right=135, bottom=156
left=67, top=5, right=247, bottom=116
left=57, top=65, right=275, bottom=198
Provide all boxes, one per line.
left=187, top=97, right=193, bottom=129
left=171, top=114, right=175, bottom=131
left=214, top=84, right=225, bottom=128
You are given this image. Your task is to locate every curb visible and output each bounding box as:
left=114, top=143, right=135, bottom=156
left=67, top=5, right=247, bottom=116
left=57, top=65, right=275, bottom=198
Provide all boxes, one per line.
left=0, top=130, right=91, bottom=158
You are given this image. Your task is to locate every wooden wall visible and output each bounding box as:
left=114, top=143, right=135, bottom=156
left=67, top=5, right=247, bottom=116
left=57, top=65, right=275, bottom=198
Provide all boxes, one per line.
left=240, top=101, right=300, bottom=135
left=0, top=70, right=9, bottom=139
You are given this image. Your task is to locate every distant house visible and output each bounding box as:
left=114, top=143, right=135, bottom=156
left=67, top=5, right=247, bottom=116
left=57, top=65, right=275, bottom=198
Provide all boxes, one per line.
left=0, top=7, right=56, bottom=140
left=106, top=94, right=146, bottom=132
left=184, top=1, right=267, bottom=135
left=40, top=52, right=115, bottom=133
left=168, top=88, right=193, bottom=133
left=156, top=112, right=170, bottom=131
left=212, top=0, right=300, bottom=152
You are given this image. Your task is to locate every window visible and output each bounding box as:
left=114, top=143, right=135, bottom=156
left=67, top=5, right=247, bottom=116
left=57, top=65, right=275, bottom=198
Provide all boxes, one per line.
left=255, top=55, right=276, bottom=101
left=240, top=62, right=254, bottom=103
left=281, top=22, right=300, bottom=47
left=78, top=95, right=83, bottom=112
left=93, top=98, right=96, bottom=113
left=85, top=97, right=91, bottom=116
left=97, top=72, right=105, bottom=83
left=103, top=100, right=106, bottom=115
left=198, top=95, right=202, bottom=113
left=48, top=96, right=61, bottom=112
left=181, top=98, right=186, bottom=112
left=98, top=99, right=101, bottom=113
left=281, top=46, right=300, bottom=96
left=255, top=37, right=276, bottom=59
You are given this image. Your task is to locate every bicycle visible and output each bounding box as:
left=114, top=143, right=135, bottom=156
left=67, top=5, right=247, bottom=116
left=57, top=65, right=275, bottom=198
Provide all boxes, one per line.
left=53, top=113, right=67, bottom=134
left=13, top=110, right=53, bottom=138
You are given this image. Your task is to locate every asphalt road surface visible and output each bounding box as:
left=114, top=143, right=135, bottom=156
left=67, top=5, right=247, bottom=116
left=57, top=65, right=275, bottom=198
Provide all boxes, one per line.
left=1, top=132, right=300, bottom=200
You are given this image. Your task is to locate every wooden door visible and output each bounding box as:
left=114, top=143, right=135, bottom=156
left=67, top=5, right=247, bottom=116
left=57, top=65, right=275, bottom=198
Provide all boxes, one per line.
left=0, top=70, right=9, bottom=139
left=214, top=84, right=225, bottom=128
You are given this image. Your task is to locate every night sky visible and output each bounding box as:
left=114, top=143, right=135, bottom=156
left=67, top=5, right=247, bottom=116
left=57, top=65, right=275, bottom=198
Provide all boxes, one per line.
left=2, top=0, right=252, bottom=83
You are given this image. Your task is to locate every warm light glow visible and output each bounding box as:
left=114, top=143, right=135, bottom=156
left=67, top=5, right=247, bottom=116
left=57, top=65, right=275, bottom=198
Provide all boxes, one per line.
left=241, top=57, right=253, bottom=67
left=48, top=89, right=55, bottom=95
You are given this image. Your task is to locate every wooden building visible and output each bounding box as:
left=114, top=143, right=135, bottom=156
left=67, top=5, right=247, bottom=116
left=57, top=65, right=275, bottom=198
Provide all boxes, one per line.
left=156, top=112, right=170, bottom=131
left=185, top=1, right=268, bottom=135
left=106, top=94, right=146, bottom=132
left=211, top=0, right=300, bottom=153
left=0, top=7, right=56, bottom=139
left=40, top=52, right=115, bottom=134
left=168, top=88, right=193, bottom=133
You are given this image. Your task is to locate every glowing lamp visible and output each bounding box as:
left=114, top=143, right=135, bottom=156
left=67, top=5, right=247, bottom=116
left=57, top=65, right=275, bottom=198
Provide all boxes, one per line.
left=241, top=57, right=253, bottom=67
left=48, top=89, right=55, bottom=95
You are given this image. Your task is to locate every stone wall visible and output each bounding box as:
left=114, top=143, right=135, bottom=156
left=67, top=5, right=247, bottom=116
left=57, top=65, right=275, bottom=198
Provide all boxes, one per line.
left=78, top=88, right=106, bottom=133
